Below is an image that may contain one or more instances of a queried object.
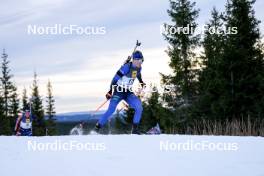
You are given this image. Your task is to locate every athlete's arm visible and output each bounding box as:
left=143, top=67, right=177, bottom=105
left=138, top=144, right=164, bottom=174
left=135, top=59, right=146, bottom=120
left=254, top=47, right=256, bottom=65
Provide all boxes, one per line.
left=137, top=69, right=145, bottom=88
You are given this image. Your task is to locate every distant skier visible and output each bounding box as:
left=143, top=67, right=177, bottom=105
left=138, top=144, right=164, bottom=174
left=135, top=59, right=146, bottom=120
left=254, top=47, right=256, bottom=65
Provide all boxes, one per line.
left=14, top=110, right=34, bottom=136
left=70, top=122, right=84, bottom=135
left=146, top=123, right=161, bottom=135
left=94, top=50, right=145, bottom=134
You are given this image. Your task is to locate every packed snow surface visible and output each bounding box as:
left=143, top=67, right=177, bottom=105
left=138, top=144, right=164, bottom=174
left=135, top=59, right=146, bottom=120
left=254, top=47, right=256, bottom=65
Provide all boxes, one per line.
left=0, top=135, right=263, bottom=176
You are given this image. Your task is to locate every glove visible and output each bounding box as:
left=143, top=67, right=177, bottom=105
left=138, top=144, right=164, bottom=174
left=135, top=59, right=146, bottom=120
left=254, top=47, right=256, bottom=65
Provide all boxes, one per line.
left=105, top=90, right=112, bottom=100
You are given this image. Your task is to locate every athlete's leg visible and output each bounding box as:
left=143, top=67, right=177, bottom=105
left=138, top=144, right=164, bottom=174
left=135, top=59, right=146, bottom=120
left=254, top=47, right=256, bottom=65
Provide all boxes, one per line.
left=125, top=93, right=143, bottom=124
left=98, top=93, right=122, bottom=126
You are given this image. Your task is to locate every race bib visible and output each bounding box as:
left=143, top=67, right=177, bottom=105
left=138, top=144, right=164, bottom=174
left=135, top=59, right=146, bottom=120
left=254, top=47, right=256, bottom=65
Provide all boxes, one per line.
left=132, top=71, right=137, bottom=78
left=26, top=118, right=30, bottom=127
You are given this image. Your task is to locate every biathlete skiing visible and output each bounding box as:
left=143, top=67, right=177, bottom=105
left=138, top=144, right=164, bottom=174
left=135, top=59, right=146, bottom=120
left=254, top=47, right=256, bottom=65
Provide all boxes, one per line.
left=14, top=109, right=34, bottom=136
left=94, top=42, right=146, bottom=134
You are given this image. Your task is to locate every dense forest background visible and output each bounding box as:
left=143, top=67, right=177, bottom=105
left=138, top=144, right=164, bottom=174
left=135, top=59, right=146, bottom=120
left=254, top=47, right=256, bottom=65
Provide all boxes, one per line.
left=135, top=0, right=264, bottom=136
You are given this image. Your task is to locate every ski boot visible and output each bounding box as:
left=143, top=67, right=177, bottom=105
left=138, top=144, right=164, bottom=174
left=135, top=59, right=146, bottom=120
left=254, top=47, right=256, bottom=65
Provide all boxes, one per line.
left=90, top=123, right=101, bottom=135
left=131, top=123, right=141, bottom=135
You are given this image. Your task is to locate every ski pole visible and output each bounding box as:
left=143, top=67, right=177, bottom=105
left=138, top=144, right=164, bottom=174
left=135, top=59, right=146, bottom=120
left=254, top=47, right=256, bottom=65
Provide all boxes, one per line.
left=90, top=99, right=109, bottom=118
left=94, top=99, right=109, bottom=113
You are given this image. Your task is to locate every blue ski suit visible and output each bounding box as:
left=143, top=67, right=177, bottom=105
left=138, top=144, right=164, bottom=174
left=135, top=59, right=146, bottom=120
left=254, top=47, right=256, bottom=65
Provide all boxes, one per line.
left=98, top=62, right=144, bottom=126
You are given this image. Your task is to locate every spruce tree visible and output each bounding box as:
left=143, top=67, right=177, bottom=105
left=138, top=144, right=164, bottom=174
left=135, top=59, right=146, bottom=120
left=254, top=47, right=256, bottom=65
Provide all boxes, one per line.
left=9, top=84, right=20, bottom=131
left=162, top=0, right=200, bottom=108
left=0, top=49, right=13, bottom=135
left=31, top=72, right=46, bottom=136
left=194, top=8, right=226, bottom=120
left=45, top=80, right=57, bottom=135
left=0, top=95, right=5, bottom=134
left=223, top=0, right=264, bottom=119
left=22, top=88, right=29, bottom=111
left=160, top=0, right=200, bottom=132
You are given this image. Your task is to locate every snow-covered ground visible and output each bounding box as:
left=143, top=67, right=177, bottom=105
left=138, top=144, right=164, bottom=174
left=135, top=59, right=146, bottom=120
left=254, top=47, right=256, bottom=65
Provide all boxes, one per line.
left=0, top=135, right=263, bottom=176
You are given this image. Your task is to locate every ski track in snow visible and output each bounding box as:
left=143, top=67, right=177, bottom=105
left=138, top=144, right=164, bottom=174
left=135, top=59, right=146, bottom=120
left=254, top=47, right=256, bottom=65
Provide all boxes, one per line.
left=0, top=135, right=263, bottom=176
